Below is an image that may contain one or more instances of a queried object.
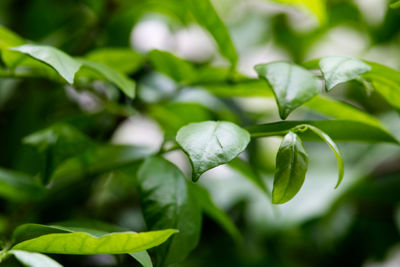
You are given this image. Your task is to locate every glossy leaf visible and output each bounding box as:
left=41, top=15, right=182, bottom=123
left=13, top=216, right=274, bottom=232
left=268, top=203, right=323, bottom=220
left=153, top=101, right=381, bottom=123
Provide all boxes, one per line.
left=267, top=0, right=327, bottom=24
left=183, top=0, right=238, bottom=66
left=272, top=131, right=308, bottom=204
left=10, top=250, right=62, bottom=267
left=79, top=59, right=136, bottom=98
left=137, top=157, right=202, bottom=266
left=176, top=121, right=251, bottom=181
left=247, top=120, right=398, bottom=144
left=12, top=229, right=177, bottom=255
left=255, top=62, right=321, bottom=119
left=10, top=44, right=82, bottom=84
left=297, top=124, right=344, bottom=188
left=319, top=56, right=371, bottom=91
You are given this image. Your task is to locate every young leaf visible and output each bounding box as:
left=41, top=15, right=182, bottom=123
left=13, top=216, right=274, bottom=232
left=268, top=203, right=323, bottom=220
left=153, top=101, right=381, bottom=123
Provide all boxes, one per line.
left=10, top=44, right=82, bottom=84
left=297, top=124, right=344, bottom=188
left=183, top=0, right=238, bottom=67
left=137, top=157, right=202, bottom=266
left=272, top=131, right=308, bottom=204
left=319, top=56, right=371, bottom=91
left=12, top=229, right=177, bottom=255
left=246, top=120, right=399, bottom=144
left=255, top=62, right=321, bottom=119
left=176, top=121, right=251, bottom=181
left=10, top=250, right=62, bottom=267
left=79, top=59, right=136, bottom=99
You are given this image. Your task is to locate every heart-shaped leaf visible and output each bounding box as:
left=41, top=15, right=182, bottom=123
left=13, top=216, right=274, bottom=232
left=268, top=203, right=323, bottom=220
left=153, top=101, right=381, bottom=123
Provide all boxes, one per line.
left=319, top=56, right=371, bottom=91
left=255, top=62, right=321, bottom=119
left=273, top=131, right=308, bottom=204
left=176, top=121, right=250, bottom=181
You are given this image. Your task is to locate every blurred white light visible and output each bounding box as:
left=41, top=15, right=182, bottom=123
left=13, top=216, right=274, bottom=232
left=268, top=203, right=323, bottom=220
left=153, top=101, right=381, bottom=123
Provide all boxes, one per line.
left=353, top=0, right=387, bottom=26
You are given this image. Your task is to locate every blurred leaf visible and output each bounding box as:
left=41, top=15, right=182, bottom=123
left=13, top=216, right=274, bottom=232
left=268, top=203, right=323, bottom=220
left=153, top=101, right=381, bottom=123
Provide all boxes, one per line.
left=78, top=59, right=136, bottom=99
left=176, top=121, right=250, bottom=181
left=12, top=229, right=177, bottom=255
left=272, top=131, right=308, bottom=204
left=203, top=80, right=273, bottom=97
left=247, top=120, right=399, bottom=144
left=267, top=0, right=327, bottom=24
left=0, top=26, right=25, bottom=49
left=319, top=56, right=371, bottom=91
left=192, top=184, right=241, bottom=242
left=137, top=157, right=202, bottom=266
left=0, top=168, right=45, bottom=201
left=183, top=0, right=238, bottom=66
left=390, top=1, right=400, bottom=8
left=299, top=124, right=344, bottom=188
left=85, top=48, right=144, bottom=74
left=255, top=62, right=321, bottom=119
left=10, top=44, right=82, bottom=84
left=10, top=250, right=62, bottom=267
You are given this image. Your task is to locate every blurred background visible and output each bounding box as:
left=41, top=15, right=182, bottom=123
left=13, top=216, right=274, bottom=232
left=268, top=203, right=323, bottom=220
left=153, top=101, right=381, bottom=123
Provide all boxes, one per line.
left=1, top=0, right=400, bottom=266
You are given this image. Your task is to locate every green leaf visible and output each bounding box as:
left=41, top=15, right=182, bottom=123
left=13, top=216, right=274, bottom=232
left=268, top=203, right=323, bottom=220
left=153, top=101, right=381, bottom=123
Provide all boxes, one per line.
left=137, top=157, right=202, bottom=266
left=192, top=184, right=241, bottom=242
left=319, top=56, right=371, bottom=91
left=183, top=0, right=238, bottom=66
left=247, top=120, right=399, bottom=144
left=85, top=48, right=143, bottom=74
left=12, top=230, right=177, bottom=255
left=176, top=121, right=251, bottom=181
left=0, top=168, right=45, bottom=201
left=267, top=0, right=327, bottom=24
left=255, top=62, right=321, bottom=119
left=10, top=250, right=62, bottom=267
left=272, top=131, right=308, bottom=204
left=0, top=26, right=25, bottom=49
left=297, top=124, right=344, bottom=188
left=10, top=44, right=82, bottom=84
left=390, top=1, right=400, bottom=8
left=78, top=59, right=136, bottom=99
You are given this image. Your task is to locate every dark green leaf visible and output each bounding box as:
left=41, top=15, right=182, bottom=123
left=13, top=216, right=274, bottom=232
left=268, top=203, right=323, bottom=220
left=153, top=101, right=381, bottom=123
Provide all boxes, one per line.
left=255, top=62, right=321, bottom=119
left=319, top=56, right=371, bottom=91
left=10, top=44, right=82, bottom=84
left=10, top=250, right=62, bottom=267
left=176, top=121, right=251, bottom=181
left=183, top=0, right=238, bottom=66
left=247, top=120, right=399, bottom=144
left=272, top=131, right=308, bottom=204
left=137, top=157, right=202, bottom=266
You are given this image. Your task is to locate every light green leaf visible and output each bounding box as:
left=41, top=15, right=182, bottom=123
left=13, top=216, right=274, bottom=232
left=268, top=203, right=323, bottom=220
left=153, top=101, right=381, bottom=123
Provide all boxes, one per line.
left=85, top=48, right=143, bottom=74
left=273, top=131, right=308, bottom=204
left=10, top=44, right=82, bottom=84
left=255, top=61, right=321, bottom=119
left=176, top=121, right=251, bottom=181
left=297, top=124, right=344, bottom=188
left=267, top=0, right=327, bottom=24
left=247, top=120, right=399, bottom=144
left=183, top=0, right=238, bottom=66
left=319, top=56, right=371, bottom=91
left=79, top=59, right=135, bottom=98
left=137, top=157, right=202, bottom=266
left=390, top=1, right=400, bottom=8
left=10, top=250, right=62, bottom=267
left=192, top=184, right=241, bottom=242
left=0, top=26, right=25, bottom=49
left=12, top=229, right=177, bottom=255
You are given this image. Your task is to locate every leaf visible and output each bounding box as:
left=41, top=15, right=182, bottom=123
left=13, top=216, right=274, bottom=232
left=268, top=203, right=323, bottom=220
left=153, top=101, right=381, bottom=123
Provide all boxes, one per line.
left=272, top=131, right=308, bottom=204
left=267, top=0, right=327, bottom=24
left=192, top=184, right=241, bottom=242
left=176, top=121, right=251, bottom=181
left=255, top=62, right=321, bottom=119
left=319, top=56, right=371, bottom=91
left=183, top=0, right=238, bottom=66
left=10, top=250, right=62, bottom=267
left=297, top=124, right=344, bottom=188
left=246, top=120, right=399, bottom=144
left=137, top=157, right=202, bottom=266
left=0, top=26, right=25, bottom=49
left=78, top=59, right=136, bottom=99
left=390, top=1, right=400, bottom=8
left=0, top=168, right=45, bottom=201
left=10, top=44, right=82, bottom=84
left=85, top=48, right=143, bottom=74
left=12, top=230, right=177, bottom=255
